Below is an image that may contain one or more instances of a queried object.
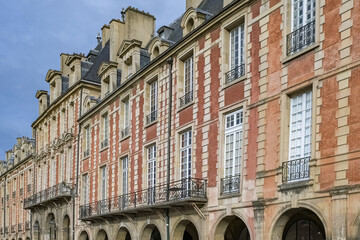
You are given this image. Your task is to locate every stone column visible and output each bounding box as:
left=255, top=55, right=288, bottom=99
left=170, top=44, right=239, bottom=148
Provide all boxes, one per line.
left=330, top=187, right=348, bottom=240
left=253, top=199, right=265, bottom=240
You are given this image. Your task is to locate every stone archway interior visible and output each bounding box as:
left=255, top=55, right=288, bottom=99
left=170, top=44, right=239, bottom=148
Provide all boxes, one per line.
left=79, top=231, right=90, bottom=240
left=214, top=216, right=250, bottom=240
left=151, top=228, right=161, bottom=240
left=96, top=229, right=108, bottom=240
left=116, top=227, right=131, bottom=240
left=33, top=221, right=40, bottom=240
left=173, top=220, right=199, bottom=240
left=141, top=224, right=161, bottom=240
left=63, top=215, right=70, bottom=240
left=282, top=209, right=325, bottom=240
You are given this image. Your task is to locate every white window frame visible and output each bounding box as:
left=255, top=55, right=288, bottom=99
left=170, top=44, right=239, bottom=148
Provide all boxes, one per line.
left=82, top=174, right=89, bottom=204
left=180, top=130, right=192, bottom=180
left=100, top=166, right=107, bottom=200
left=149, top=80, right=158, bottom=115
left=124, top=99, right=130, bottom=129
left=147, top=145, right=156, bottom=189
left=85, top=126, right=90, bottom=152
left=291, top=0, right=315, bottom=31
left=184, top=57, right=193, bottom=96
left=103, top=114, right=109, bottom=142
left=229, top=24, right=245, bottom=71
left=60, top=153, right=65, bottom=182
left=121, top=157, right=128, bottom=195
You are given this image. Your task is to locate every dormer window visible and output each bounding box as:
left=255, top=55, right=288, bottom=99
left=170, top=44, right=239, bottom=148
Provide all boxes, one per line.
left=181, top=8, right=206, bottom=36
left=186, top=18, right=195, bottom=33
left=153, top=47, right=160, bottom=59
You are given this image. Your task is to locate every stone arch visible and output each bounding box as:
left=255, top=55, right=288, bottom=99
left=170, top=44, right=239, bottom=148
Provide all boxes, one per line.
left=63, top=215, right=71, bottom=240
left=45, top=213, right=57, bottom=240
left=351, top=209, right=360, bottom=239
left=33, top=220, right=41, bottom=240
left=153, top=46, right=160, bottom=59
left=115, top=226, right=132, bottom=240
left=25, top=237, right=30, bottom=240
left=271, top=207, right=326, bottom=240
left=172, top=219, right=199, bottom=240
left=79, top=230, right=90, bottom=240
left=214, top=215, right=251, bottom=240
left=141, top=224, right=162, bottom=240
left=95, top=229, right=109, bottom=240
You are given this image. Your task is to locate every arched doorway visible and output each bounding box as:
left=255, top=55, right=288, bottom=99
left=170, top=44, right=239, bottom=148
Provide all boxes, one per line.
left=214, top=216, right=250, bottom=240
left=79, top=230, right=90, bottom=240
left=33, top=221, right=40, bottom=240
left=173, top=220, right=199, bottom=240
left=272, top=208, right=326, bottom=240
left=116, top=227, right=131, bottom=240
left=96, top=229, right=108, bottom=240
left=63, top=215, right=70, bottom=240
left=45, top=213, right=56, bottom=240
left=141, top=224, right=162, bottom=240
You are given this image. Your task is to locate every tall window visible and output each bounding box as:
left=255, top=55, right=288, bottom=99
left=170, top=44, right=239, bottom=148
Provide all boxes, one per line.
left=288, top=0, right=316, bottom=54
left=121, top=157, right=128, bottom=195
left=286, top=91, right=312, bottom=182
left=147, top=80, right=158, bottom=124
left=180, top=130, right=192, bottom=180
left=121, top=99, right=130, bottom=138
left=100, top=166, right=107, bottom=200
left=82, top=174, right=89, bottom=204
left=180, top=57, right=193, bottom=107
left=67, top=148, right=72, bottom=182
left=60, top=153, right=65, bottom=182
left=51, top=159, right=56, bottom=186
left=85, top=126, right=90, bottom=156
left=226, top=24, right=245, bottom=84
left=147, top=145, right=156, bottom=204
left=102, top=114, right=109, bottom=148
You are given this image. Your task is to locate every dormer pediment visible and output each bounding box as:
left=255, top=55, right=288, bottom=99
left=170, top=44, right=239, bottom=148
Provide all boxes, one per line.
left=45, top=70, right=62, bottom=83
left=181, top=7, right=208, bottom=35
left=65, top=54, right=83, bottom=67
left=117, top=39, right=142, bottom=59
left=97, top=61, right=118, bottom=78
left=147, top=37, right=171, bottom=60
left=35, top=90, right=48, bottom=99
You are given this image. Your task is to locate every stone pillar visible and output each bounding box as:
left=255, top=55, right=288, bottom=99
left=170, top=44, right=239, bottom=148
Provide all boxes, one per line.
left=330, top=188, right=348, bottom=240
left=253, top=199, right=265, bottom=240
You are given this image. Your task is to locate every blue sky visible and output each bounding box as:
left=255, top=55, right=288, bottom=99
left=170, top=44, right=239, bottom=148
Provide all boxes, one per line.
left=0, top=0, right=185, bottom=159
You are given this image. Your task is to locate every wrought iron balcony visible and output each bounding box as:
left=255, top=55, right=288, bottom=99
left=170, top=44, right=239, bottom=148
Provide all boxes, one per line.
left=5, top=226, right=8, bottom=234
left=18, top=223, right=22, bottom=232
left=220, top=174, right=241, bottom=195
left=146, top=110, right=157, bottom=125
left=101, top=138, right=108, bottom=149
left=225, top=64, right=245, bottom=84
left=24, top=182, right=72, bottom=209
left=11, top=225, right=15, bottom=233
left=287, top=21, right=315, bottom=55
left=83, top=149, right=90, bottom=158
left=282, top=157, right=310, bottom=182
left=121, top=127, right=130, bottom=139
left=25, top=221, right=31, bottom=230
left=179, top=90, right=193, bottom=108
left=79, top=177, right=207, bottom=220
left=27, top=184, right=31, bottom=193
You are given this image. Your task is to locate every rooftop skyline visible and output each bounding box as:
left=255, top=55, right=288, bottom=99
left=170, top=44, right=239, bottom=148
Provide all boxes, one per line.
left=0, top=0, right=185, bottom=159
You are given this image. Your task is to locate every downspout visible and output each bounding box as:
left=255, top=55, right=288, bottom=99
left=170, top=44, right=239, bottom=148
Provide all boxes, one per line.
left=74, top=88, right=83, bottom=240
left=166, top=57, right=173, bottom=240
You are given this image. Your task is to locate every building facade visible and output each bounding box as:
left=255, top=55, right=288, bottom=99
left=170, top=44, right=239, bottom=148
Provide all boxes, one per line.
left=1, top=0, right=360, bottom=239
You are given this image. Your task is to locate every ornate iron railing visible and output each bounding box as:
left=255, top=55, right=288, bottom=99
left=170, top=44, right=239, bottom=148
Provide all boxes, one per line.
left=287, top=21, right=315, bottom=55
left=79, top=177, right=207, bottom=219
left=25, top=221, right=31, bottom=230
left=146, top=110, right=157, bottom=125
left=83, top=149, right=90, bottom=158
left=4, top=226, right=8, bottom=234
left=101, top=138, right=108, bottom=149
left=18, top=223, right=22, bottom=231
left=121, top=127, right=130, bottom=138
left=27, top=184, right=31, bottom=193
left=220, top=174, right=241, bottom=195
left=282, top=156, right=310, bottom=182
left=225, top=64, right=245, bottom=84
left=11, top=225, right=15, bottom=233
left=179, top=90, right=193, bottom=108
left=24, top=182, right=72, bottom=208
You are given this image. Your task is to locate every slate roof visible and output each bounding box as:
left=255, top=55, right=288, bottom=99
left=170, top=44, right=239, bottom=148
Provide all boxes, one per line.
left=82, top=41, right=110, bottom=83
left=198, top=0, right=224, bottom=15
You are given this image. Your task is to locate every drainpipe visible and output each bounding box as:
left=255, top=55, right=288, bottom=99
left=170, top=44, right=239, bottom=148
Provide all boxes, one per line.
left=166, top=57, right=173, bottom=240
left=74, top=88, right=83, bottom=240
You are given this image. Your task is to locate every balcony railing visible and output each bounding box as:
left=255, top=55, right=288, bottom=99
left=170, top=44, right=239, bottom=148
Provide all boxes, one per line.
left=24, top=182, right=72, bottom=209
left=11, top=225, right=15, bottom=233
left=20, top=188, right=24, bottom=196
left=79, top=177, right=207, bottom=220
left=146, top=110, right=157, bottom=125
left=225, top=64, right=245, bottom=84
left=179, top=90, right=193, bottom=108
left=101, top=138, right=108, bottom=149
left=287, top=20, right=315, bottom=55
left=18, top=223, right=23, bottom=232
left=5, top=226, right=8, bottom=234
left=27, top=184, right=31, bottom=193
left=83, top=149, right=90, bottom=158
left=121, top=127, right=130, bottom=139
left=220, top=174, right=241, bottom=195
left=25, top=221, right=31, bottom=230
left=282, top=156, right=310, bottom=182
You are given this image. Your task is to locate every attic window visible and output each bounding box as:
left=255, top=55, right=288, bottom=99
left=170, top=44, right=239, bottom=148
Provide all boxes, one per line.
left=186, top=18, right=195, bottom=33
left=153, top=46, right=160, bottom=59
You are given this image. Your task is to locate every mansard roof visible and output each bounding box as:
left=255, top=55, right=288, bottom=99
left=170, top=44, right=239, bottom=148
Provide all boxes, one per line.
left=82, top=41, right=110, bottom=83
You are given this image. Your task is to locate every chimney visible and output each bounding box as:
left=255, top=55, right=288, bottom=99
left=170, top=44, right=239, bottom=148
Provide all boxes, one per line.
left=186, top=0, right=203, bottom=10
left=102, top=24, right=110, bottom=48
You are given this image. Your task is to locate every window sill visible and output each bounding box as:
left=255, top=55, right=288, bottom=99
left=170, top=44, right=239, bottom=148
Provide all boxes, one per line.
left=223, top=75, right=246, bottom=90
left=282, top=42, right=319, bottom=64
left=82, top=156, right=90, bottom=161
left=177, top=101, right=194, bottom=112
left=145, top=119, right=158, bottom=128
left=120, top=135, right=130, bottom=142
left=278, top=179, right=313, bottom=192
left=218, top=192, right=241, bottom=200
left=99, top=145, right=109, bottom=152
